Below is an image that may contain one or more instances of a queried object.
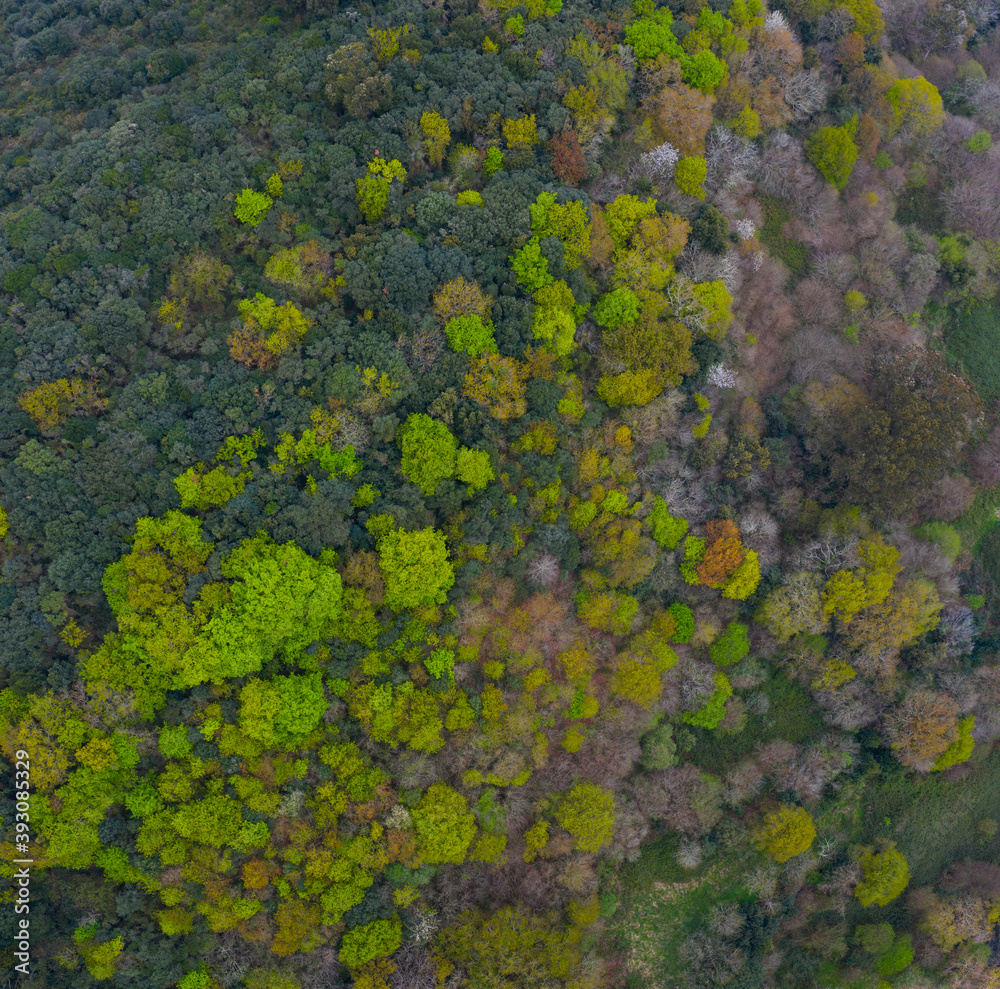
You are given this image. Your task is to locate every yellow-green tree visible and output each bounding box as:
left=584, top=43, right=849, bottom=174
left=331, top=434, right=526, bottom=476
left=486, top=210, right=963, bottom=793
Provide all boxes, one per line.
left=420, top=110, right=451, bottom=168
left=753, top=805, right=816, bottom=863
left=854, top=845, right=911, bottom=907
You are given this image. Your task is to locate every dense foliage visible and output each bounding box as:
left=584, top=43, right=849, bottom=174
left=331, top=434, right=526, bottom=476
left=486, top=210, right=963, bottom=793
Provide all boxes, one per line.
left=1, top=0, right=1000, bottom=988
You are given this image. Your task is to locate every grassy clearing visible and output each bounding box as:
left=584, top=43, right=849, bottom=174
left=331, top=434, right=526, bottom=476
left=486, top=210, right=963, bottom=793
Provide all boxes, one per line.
left=851, top=745, right=1000, bottom=887
left=944, top=301, right=1000, bottom=402
left=758, top=195, right=812, bottom=279
left=611, top=834, right=755, bottom=987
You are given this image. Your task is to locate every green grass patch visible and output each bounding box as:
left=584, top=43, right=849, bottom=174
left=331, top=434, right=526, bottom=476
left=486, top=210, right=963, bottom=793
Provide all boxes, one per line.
left=611, top=834, right=754, bottom=986
left=944, top=301, right=1000, bottom=402
left=758, top=195, right=812, bottom=278
left=852, top=746, right=1000, bottom=888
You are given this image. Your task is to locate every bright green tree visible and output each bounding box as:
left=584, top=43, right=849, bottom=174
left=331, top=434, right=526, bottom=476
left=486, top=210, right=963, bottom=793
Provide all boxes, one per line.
left=444, top=315, right=498, bottom=355
left=400, top=413, right=458, bottom=495
left=338, top=916, right=403, bottom=969
left=378, top=527, right=455, bottom=610
left=234, top=189, right=272, bottom=226
left=806, top=125, right=859, bottom=190
left=594, top=287, right=640, bottom=328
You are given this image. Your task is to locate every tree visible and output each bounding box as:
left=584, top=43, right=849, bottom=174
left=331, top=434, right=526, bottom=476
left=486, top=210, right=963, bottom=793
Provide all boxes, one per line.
left=420, top=111, right=451, bottom=169
left=455, top=448, right=494, bottom=491
left=547, top=131, right=587, bottom=186
left=649, top=498, right=689, bottom=549
left=683, top=671, right=732, bottom=729
left=325, top=42, right=393, bottom=119
left=646, top=83, right=715, bottom=157
left=810, top=352, right=981, bottom=512
left=674, top=156, right=707, bottom=199
left=640, top=723, right=678, bottom=769
left=18, top=378, right=106, bottom=434
left=854, top=845, right=911, bottom=907
left=805, top=125, right=858, bottom=190
left=697, top=520, right=745, bottom=588
left=433, top=276, right=492, bottom=325
left=444, top=315, right=498, bottom=355
left=887, top=690, right=959, bottom=771
left=709, top=622, right=750, bottom=666
left=234, top=189, right=272, bottom=226
left=502, top=114, right=538, bottom=147
left=691, top=205, right=729, bottom=254
left=884, top=77, right=944, bottom=136
left=411, top=783, right=476, bottom=864
left=757, top=572, right=825, bottom=643
left=339, top=917, right=403, bottom=969
left=529, top=193, right=592, bottom=270
left=463, top=352, right=528, bottom=421
left=378, top=527, right=455, bottom=610
left=594, top=287, right=640, bottom=328
left=555, top=782, right=615, bottom=852
left=753, top=806, right=816, bottom=862
left=400, top=414, right=458, bottom=495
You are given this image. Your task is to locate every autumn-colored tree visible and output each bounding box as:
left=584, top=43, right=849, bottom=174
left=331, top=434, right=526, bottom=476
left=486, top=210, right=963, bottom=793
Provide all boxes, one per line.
left=696, top=520, right=745, bottom=588
left=547, top=131, right=587, bottom=185
left=887, top=690, right=959, bottom=771
left=645, top=83, right=715, bottom=155
left=753, top=805, right=816, bottom=862
left=463, top=352, right=528, bottom=421
left=433, top=276, right=492, bottom=325
left=19, top=378, right=106, bottom=434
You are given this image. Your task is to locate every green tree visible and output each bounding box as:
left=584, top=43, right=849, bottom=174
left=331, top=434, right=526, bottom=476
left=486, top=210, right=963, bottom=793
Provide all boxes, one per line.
left=455, top=448, right=495, bottom=491
left=854, top=845, right=911, bottom=907
left=805, top=125, right=859, bottom=190
left=593, top=287, right=641, bottom=328
left=649, top=497, right=689, bottom=549
left=411, top=783, right=476, bottom=864
left=554, top=782, right=615, bottom=852
left=753, top=805, right=816, bottom=862
left=234, top=189, right=273, bottom=226
left=378, top=527, right=455, bottom=610
left=444, top=315, right=498, bottom=355
left=400, top=413, right=458, bottom=495
left=709, top=622, right=750, bottom=666
left=339, top=916, right=403, bottom=969
left=675, top=157, right=708, bottom=199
